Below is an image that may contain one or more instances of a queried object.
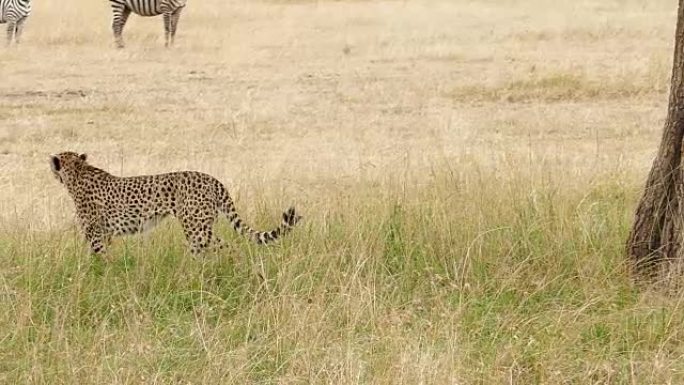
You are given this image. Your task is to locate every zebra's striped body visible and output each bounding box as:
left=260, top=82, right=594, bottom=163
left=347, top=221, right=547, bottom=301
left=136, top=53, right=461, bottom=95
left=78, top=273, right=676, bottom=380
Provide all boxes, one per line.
left=110, top=0, right=187, bottom=48
left=0, top=0, right=31, bottom=44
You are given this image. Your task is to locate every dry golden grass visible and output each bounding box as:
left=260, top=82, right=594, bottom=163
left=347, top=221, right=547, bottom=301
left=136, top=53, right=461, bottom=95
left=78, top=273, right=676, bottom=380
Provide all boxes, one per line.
left=1, top=0, right=683, bottom=383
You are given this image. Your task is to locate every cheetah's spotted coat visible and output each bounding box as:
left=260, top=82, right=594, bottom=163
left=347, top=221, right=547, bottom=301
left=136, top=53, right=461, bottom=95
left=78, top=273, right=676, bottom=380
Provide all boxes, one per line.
left=50, top=152, right=300, bottom=255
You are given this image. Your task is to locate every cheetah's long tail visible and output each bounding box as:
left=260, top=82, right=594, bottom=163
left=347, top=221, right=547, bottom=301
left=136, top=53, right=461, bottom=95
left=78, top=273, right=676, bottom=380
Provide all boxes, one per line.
left=219, top=190, right=301, bottom=244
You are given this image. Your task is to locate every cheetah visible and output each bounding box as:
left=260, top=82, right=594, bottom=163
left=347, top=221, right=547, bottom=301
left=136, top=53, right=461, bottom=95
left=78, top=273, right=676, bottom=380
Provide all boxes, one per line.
left=50, top=152, right=301, bottom=255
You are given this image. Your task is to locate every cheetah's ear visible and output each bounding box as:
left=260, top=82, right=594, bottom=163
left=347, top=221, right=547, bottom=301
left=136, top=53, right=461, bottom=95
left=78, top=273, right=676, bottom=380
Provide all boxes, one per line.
left=50, top=156, right=61, bottom=172
left=79, top=153, right=87, bottom=162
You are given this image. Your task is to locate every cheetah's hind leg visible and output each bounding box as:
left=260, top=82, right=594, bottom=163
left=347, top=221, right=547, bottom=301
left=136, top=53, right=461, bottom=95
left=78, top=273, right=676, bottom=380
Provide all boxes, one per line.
left=180, top=215, right=217, bottom=256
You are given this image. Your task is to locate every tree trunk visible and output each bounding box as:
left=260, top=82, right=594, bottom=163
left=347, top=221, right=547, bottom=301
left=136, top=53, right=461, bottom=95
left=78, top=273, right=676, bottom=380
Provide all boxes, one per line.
left=627, top=0, right=684, bottom=276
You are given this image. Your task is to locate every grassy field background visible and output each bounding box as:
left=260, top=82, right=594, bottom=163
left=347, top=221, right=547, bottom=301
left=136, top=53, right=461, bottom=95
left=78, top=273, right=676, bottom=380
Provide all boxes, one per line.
left=1, top=0, right=682, bottom=383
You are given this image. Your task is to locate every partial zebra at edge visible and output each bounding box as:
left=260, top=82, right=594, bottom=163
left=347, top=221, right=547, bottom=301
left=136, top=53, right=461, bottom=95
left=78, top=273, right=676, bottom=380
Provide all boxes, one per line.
left=0, top=0, right=31, bottom=44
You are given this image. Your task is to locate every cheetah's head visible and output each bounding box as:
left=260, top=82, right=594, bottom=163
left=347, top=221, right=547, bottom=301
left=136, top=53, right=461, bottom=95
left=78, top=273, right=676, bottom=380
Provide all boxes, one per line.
left=50, top=152, right=88, bottom=184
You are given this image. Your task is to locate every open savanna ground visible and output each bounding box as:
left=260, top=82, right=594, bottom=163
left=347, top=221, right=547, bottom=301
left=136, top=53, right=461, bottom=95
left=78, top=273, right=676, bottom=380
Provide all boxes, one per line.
left=1, top=0, right=682, bottom=383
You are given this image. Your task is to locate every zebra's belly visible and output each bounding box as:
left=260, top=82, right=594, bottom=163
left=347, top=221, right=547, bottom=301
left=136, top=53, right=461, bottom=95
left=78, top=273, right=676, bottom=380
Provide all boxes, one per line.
left=131, top=10, right=163, bottom=17
left=125, top=0, right=185, bottom=16
left=123, top=1, right=162, bottom=17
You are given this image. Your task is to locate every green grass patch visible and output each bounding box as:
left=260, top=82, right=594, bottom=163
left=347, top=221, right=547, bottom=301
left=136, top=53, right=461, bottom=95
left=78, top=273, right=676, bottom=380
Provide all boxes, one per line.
left=1, top=172, right=683, bottom=383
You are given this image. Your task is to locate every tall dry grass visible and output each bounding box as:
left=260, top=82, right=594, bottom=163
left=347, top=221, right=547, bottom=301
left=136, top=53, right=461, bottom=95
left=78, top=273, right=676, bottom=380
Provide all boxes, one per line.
left=1, top=0, right=682, bottom=383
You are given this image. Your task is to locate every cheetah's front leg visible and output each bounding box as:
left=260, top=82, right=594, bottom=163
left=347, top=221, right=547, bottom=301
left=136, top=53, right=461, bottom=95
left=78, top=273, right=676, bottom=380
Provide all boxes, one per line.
left=78, top=213, right=111, bottom=257
left=84, top=225, right=111, bottom=255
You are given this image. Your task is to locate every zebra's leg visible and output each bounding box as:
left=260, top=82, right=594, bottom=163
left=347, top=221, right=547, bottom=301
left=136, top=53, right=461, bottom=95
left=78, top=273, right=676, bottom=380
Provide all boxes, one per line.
left=14, top=17, right=27, bottom=44
left=163, top=13, right=171, bottom=48
left=112, top=6, right=131, bottom=48
left=6, top=22, right=16, bottom=45
left=168, top=6, right=184, bottom=47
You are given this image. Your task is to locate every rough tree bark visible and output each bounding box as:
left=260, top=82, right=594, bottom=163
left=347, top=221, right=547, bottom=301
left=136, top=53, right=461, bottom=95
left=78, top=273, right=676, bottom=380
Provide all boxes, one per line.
left=627, top=0, right=684, bottom=276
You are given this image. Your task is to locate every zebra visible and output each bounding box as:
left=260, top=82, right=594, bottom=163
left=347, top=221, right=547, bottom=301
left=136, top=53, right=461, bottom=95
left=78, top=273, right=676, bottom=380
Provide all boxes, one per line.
left=0, top=0, right=31, bottom=45
left=110, top=0, right=188, bottom=48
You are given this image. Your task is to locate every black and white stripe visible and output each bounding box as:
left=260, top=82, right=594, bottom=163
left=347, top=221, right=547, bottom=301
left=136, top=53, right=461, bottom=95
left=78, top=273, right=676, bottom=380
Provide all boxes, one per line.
left=0, top=0, right=31, bottom=44
left=110, top=0, right=187, bottom=48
